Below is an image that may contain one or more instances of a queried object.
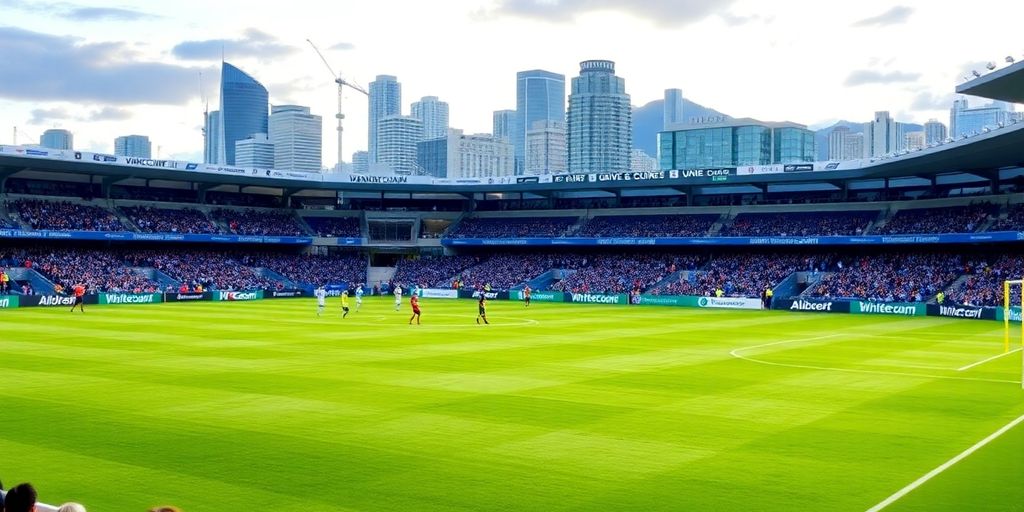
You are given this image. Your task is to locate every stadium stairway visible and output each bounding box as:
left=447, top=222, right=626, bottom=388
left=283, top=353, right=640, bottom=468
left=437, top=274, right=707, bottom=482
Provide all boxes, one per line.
left=294, top=215, right=316, bottom=236
left=933, top=275, right=971, bottom=304
left=650, top=269, right=688, bottom=292
left=771, top=271, right=803, bottom=299
left=5, top=266, right=57, bottom=294
left=133, top=267, right=181, bottom=289
left=797, top=272, right=834, bottom=297
left=254, top=268, right=300, bottom=288
left=368, top=265, right=397, bottom=287
left=111, top=203, right=140, bottom=231
left=524, top=269, right=572, bottom=291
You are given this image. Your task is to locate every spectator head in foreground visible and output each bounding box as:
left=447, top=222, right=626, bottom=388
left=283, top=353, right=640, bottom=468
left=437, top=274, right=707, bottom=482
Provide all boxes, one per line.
left=4, top=483, right=37, bottom=512
left=149, top=507, right=181, bottom=512
left=57, top=505, right=85, bottom=512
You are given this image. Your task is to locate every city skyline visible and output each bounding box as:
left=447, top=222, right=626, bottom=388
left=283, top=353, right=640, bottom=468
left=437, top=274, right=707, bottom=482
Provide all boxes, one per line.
left=1, top=0, right=1023, bottom=165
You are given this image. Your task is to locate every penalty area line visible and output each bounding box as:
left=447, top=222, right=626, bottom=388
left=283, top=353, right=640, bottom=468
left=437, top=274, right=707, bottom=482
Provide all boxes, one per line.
left=957, top=348, right=1023, bottom=372
left=865, top=412, right=1024, bottom=512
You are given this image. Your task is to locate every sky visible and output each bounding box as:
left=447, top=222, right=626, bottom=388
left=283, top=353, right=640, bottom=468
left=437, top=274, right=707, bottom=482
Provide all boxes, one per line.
left=0, top=0, right=1022, bottom=166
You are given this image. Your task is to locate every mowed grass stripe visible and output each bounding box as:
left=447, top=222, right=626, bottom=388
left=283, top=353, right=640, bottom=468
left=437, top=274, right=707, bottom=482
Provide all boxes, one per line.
left=2, top=298, right=1023, bottom=511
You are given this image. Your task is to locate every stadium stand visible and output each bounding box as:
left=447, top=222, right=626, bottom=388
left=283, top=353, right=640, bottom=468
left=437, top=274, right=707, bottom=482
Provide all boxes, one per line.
left=990, top=203, right=1024, bottom=232
left=877, top=203, right=994, bottom=234
left=662, top=254, right=824, bottom=298
left=448, top=217, right=577, bottom=238
left=212, top=208, right=308, bottom=236
left=455, top=253, right=588, bottom=290
left=393, top=254, right=481, bottom=287
left=123, top=206, right=220, bottom=234
left=579, top=214, right=718, bottom=237
left=811, top=253, right=963, bottom=302
left=8, top=199, right=124, bottom=231
left=554, top=253, right=702, bottom=294
left=946, top=256, right=1024, bottom=307
left=721, top=211, right=876, bottom=237
left=303, top=216, right=362, bottom=237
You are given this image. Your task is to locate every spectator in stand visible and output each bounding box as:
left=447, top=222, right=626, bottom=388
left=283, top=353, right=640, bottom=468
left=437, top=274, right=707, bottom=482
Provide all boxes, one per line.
left=3, top=483, right=36, bottom=512
left=553, top=254, right=701, bottom=294
left=449, top=217, right=576, bottom=239
left=990, top=204, right=1024, bottom=232
left=721, top=211, right=875, bottom=237
left=878, top=204, right=993, bottom=235
left=946, top=256, right=1024, bottom=307
left=212, top=209, right=307, bottom=236
left=661, top=254, right=823, bottom=298
left=123, top=206, right=218, bottom=234
left=8, top=199, right=124, bottom=232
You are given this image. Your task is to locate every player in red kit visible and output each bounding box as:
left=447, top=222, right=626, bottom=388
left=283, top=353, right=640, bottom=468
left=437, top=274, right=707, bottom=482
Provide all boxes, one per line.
left=71, top=283, right=86, bottom=313
left=409, top=294, right=421, bottom=325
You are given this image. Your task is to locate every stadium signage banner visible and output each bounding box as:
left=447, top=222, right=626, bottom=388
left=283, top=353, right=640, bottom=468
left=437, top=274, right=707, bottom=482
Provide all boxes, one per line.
left=776, top=298, right=851, bottom=313
left=514, top=290, right=565, bottom=302
left=420, top=288, right=459, bottom=299
left=636, top=295, right=690, bottom=306
left=696, top=296, right=762, bottom=310
left=99, top=293, right=161, bottom=305
left=217, top=291, right=264, bottom=302
left=568, top=293, right=626, bottom=304
left=265, top=290, right=305, bottom=299
left=926, top=304, right=989, bottom=320
left=164, top=292, right=210, bottom=302
left=19, top=294, right=97, bottom=307
left=442, top=232, right=1024, bottom=248
left=458, top=290, right=509, bottom=300
left=0, top=229, right=314, bottom=245
left=0, top=295, right=19, bottom=309
left=852, top=301, right=924, bottom=316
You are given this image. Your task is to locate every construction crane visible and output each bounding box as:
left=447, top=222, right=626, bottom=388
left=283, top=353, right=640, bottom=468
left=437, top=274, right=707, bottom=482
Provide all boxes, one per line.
left=307, top=39, right=368, bottom=172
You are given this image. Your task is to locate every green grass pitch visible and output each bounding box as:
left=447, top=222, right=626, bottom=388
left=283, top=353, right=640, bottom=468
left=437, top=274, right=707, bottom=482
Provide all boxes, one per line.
left=2, top=297, right=1023, bottom=511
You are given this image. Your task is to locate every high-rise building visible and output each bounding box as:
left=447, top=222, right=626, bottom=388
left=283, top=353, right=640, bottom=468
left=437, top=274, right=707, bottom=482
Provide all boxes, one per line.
left=204, top=110, right=221, bottom=164
left=114, top=135, right=152, bottom=158
left=417, top=129, right=514, bottom=179
left=950, top=98, right=1017, bottom=139
left=843, top=133, right=864, bottom=161
left=235, top=133, right=274, bottom=168
left=924, top=119, right=948, bottom=145
left=863, top=111, right=902, bottom=157
left=219, top=62, right=269, bottom=165
left=515, top=70, right=565, bottom=174
left=377, top=115, right=422, bottom=174
left=664, top=89, right=685, bottom=129
left=657, top=118, right=815, bottom=170
left=903, top=131, right=926, bottom=151
left=493, top=109, right=516, bottom=142
left=352, top=151, right=369, bottom=173
left=40, top=129, right=72, bottom=150
left=567, top=60, right=632, bottom=173
left=828, top=127, right=850, bottom=161
left=410, top=96, right=449, bottom=141
left=630, top=149, right=658, bottom=173
left=269, top=105, right=322, bottom=172
left=368, top=75, right=402, bottom=164
left=525, top=120, right=567, bottom=175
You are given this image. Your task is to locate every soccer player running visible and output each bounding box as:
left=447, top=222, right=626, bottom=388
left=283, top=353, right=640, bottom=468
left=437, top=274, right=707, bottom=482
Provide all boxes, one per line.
left=523, top=285, right=532, bottom=307
left=393, top=284, right=403, bottom=312
left=355, top=284, right=364, bottom=312
left=315, top=285, right=327, bottom=317
left=70, top=282, right=86, bottom=313
left=341, top=290, right=351, bottom=318
left=476, top=293, right=489, bottom=325
left=409, top=293, right=422, bottom=325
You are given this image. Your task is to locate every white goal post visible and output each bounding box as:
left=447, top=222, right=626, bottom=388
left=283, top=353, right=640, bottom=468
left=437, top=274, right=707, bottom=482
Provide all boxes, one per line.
left=1003, top=279, right=1024, bottom=390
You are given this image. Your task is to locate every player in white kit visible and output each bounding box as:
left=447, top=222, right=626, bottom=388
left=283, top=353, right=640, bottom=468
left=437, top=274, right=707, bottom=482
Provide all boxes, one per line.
left=315, top=285, right=327, bottom=317
left=394, top=285, right=403, bottom=311
left=355, top=284, right=364, bottom=311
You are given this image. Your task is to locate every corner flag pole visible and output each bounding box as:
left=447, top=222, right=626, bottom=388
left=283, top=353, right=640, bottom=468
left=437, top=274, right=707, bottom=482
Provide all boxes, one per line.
left=1005, top=280, right=1010, bottom=354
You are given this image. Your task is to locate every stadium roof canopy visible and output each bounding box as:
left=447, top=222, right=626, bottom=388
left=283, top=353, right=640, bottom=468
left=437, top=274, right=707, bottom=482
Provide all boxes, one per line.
left=956, top=59, right=1024, bottom=104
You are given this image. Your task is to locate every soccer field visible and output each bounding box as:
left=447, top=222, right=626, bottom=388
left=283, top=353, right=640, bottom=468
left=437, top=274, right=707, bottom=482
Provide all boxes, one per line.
left=1, top=297, right=1023, bottom=511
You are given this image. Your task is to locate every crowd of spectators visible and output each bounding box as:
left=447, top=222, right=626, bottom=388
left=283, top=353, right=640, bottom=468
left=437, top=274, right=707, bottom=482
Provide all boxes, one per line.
left=303, top=216, right=362, bottom=237
left=8, top=199, right=125, bottom=232
left=6, top=248, right=162, bottom=293
left=554, top=254, right=702, bottom=294
left=811, top=253, right=963, bottom=302
left=454, top=254, right=588, bottom=290
left=946, top=257, right=1024, bottom=307
left=990, top=204, right=1024, bottom=232
left=720, top=211, right=877, bottom=237
left=213, top=209, right=308, bottom=236
left=123, top=206, right=219, bottom=234
left=245, top=252, right=366, bottom=287
left=878, top=204, right=994, bottom=235
left=393, top=255, right=481, bottom=288
left=579, top=215, right=718, bottom=238
left=129, top=251, right=279, bottom=291
left=448, top=217, right=577, bottom=239
left=662, top=254, right=825, bottom=298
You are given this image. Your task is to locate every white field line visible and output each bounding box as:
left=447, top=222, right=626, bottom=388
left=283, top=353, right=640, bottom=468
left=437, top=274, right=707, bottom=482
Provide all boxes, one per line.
left=957, top=348, right=1023, bottom=372
left=730, top=336, right=1022, bottom=385
left=865, top=412, right=1024, bottom=512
